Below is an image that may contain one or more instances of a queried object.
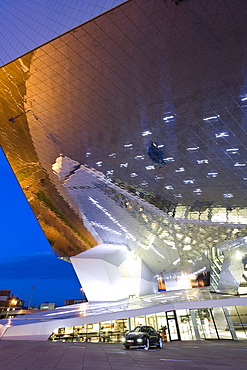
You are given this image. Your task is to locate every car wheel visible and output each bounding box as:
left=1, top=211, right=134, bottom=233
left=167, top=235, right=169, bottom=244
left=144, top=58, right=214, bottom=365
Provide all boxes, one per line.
left=124, top=344, right=130, bottom=349
left=144, top=338, right=150, bottom=350
left=156, top=337, right=163, bottom=348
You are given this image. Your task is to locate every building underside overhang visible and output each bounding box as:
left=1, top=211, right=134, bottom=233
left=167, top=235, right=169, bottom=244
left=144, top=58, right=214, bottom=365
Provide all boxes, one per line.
left=1, top=0, right=247, bottom=302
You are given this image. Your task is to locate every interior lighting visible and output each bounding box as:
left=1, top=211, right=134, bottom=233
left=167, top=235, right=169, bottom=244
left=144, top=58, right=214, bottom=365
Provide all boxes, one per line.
left=173, top=258, right=180, bottom=265
left=155, top=175, right=164, bottom=180
left=145, top=165, right=155, bottom=170
left=197, top=159, right=208, bottom=164
left=175, top=167, right=185, bottom=172
left=207, top=172, right=218, bottom=177
left=106, top=170, right=114, bottom=175
left=226, top=148, right=239, bottom=152
left=203, top=115, right=219, bottom=121
left=120, top=163, right=128, bottom=167
left=86, top=152, right=91, bottom=157
left=174, top=194, right=182, bottom=198
left=241, top=96, right=247, bottom=101
left=109, top=153, right=116, bottom=157
left=215, top=132, right=229, bottom=138
left=140, top=181, right=148, bottom=186
left=157, top=144, right=165, bottom=148
left=135, top=155, right=145, bottom=160
left=142, top=130, right=152, bottom=136
left=96, top=161, right=102, bottom=166
left=124, top=144, right=133, bottom=148
left=130, top=172, right=138, bottom=177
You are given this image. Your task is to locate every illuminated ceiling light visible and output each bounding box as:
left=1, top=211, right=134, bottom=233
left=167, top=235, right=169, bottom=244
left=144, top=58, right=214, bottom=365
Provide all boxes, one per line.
left=124, top=143, right=133, bottom=148
left=165, top=185, right=173, bottom=190
left=91, top=221, right=122, bottom=236
left=193, top=188, right=202, bottom=193
left=140, top=181, right=148, bottom=186
left=241, top=96, right=247, bottom=101
left=135, top=155, right=145, bottom=160
left=130, top=172, right=138, bottom=177
left=243, top=177, right=247, bottom=180
left=109, top=153, right=116, bottom=157
left=183, top=245, right=192, bottom=250
left=197, top=159, right=208, bottom=164
left=86, top=152, right=91, bottom=157
left=164, top=157, right=174, bottom=162
left=207, top=172, right=218, bottom=177
left=187, top=147, right=199, bottom=151
left=174, top=194, right=182, bottom=198
left=106, top=170, right=113, bottom=175
left=234, top=162, right=246, bottom=167
left=96, top=161, right=102, bottom=166
left=226, top=148, right=239, bottom=153
left=223, top=193, right=233, bottom=198
left=157, top=144, right=164, bottom=148
left=142, top=130, right=152, bottom=136
left=120, top=163, right=128, bottom=168
left=175, top=167, right=185, bottom=172
left=183, top=179, right=195, bottom=184
left=235, top=250, right=243, bottom=260
left=173, top=258, right=180, bottom=265
left=163, top=115, right=174, bottom=121
left=215, top=132, right=229, bottom=138
left=203, top=115, right=219, bottom=121
left=145, top=165, right=155, bottom=170
left=155, top=175, right=164, bottom=180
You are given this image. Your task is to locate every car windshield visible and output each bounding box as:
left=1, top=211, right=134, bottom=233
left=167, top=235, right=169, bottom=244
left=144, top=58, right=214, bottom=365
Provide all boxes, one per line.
left=132, top=326, right=152, bottom=333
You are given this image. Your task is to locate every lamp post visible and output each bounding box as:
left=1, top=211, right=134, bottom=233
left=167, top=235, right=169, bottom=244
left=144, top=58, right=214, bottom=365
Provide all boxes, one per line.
left=6, top=299, right=18, bottom=318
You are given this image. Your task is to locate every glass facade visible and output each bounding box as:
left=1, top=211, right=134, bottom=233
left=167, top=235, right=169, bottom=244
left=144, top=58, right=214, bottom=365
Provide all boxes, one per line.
left=49, top=305, right=247, bottom=343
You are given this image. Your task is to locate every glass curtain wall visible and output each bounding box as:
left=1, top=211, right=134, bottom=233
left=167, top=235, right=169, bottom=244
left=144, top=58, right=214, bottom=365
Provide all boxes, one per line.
left=49, top=305, right=247, bottom=342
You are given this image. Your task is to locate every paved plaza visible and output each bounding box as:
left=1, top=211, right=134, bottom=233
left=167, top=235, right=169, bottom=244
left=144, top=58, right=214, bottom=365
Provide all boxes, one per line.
left=0, top=340, right=246, bottom=370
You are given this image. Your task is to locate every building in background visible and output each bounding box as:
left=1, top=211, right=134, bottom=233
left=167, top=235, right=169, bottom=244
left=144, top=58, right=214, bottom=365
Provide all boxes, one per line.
left=1, top=0, right=247, bottom=341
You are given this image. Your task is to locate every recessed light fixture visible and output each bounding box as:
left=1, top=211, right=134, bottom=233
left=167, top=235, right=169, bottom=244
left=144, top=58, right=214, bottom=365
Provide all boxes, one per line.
left=207, top=172, right=218, bottom=177
left=215, top=132, right=229, bottom=138
left=223, top=193, right=233, bottom=198
left=203, top=115, right=219, bottom=121
left=197, top=159, right=208, bottom=164
left=142, top=130, right=152, bottom=136
left=130, top=172, right=138, bottom=177
left=187, top=147, right=199, bottom=151
left=120, top=163, right=128, bottom=168
left=175, top=167, right=185, bottom=172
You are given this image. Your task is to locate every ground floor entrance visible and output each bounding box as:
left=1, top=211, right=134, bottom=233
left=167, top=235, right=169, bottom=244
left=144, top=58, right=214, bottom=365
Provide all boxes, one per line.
left=49, top=304, right=247, bottom=343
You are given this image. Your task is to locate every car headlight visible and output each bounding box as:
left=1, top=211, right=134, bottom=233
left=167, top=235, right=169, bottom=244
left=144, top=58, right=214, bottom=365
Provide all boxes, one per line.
left=121, top=337, right=126, bottom=342
left=137, top=338, right=143, bottom=343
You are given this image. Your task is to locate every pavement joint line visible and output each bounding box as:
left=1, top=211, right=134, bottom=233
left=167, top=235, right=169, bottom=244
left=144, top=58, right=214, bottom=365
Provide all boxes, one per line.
left=160, top=359, right=192, bottom=362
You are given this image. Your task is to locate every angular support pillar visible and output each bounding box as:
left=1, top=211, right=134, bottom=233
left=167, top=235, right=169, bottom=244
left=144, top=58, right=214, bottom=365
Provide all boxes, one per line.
left=71, top=244, right=157, bottom=302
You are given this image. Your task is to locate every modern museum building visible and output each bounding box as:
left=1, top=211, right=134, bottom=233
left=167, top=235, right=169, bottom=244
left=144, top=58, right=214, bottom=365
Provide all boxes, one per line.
left=1, top=0, right=247, bottom=342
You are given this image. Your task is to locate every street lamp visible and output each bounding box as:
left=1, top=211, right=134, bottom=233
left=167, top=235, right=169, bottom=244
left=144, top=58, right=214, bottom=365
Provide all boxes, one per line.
left=6, top=299, right=18, bottom=318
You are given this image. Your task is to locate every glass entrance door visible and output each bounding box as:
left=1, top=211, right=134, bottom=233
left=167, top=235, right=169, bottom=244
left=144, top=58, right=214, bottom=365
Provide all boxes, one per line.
left=166, top=311, right=181, bottom=341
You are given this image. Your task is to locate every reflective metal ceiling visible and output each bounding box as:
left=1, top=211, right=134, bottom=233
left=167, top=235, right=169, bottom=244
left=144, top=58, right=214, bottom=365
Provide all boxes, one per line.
left=1, top=0, right=247, bottom=260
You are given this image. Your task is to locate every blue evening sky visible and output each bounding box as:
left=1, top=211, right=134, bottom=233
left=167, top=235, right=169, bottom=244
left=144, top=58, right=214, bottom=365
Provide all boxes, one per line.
left=0, top=0, right=125, bottom=307
left=0, top=147, right=81, bottom=306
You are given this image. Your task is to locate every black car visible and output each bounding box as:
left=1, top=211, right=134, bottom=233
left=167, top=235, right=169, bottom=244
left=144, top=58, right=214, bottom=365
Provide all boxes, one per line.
left=122, top=326, right=162, bottom=350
